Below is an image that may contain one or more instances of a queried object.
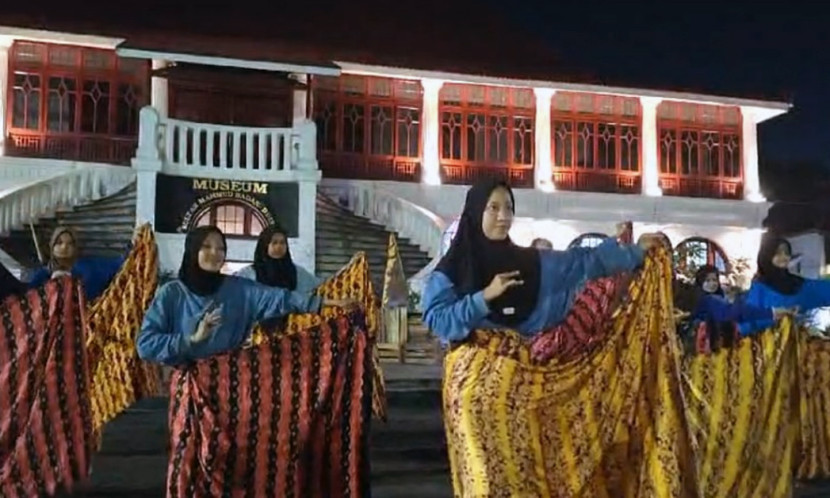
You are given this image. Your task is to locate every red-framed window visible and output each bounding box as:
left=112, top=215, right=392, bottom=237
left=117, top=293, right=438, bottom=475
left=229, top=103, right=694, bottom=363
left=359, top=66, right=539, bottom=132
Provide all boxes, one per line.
left=194, top=201, right=265, bottom=238
left=551, top=92, right=641, bottom=194
left=439, top=83, right=535, bottom=188
left=6, top=41, right=149, bottom=165
left=312, top=74, right=422, bottom=182
left=657, top=102, right=742, bottom=199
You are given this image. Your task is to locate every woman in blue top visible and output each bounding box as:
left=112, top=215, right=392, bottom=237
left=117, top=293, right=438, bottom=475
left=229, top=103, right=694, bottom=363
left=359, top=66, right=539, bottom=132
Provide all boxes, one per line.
left=234, top=224, right=320, bottom=293
left=685, top=265, right=789, bottom=352
left=739, top=236, right=830, bottom=336
left=137, top=226, right=355, bottom=366
left=28, top=226, right=132, bottom=301
left=421, top=178, right=662, bottom=344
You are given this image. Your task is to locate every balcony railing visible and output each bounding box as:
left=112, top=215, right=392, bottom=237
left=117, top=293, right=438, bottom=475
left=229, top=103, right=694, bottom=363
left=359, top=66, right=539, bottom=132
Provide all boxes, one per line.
left=441, top=164, right=534, bottom=188
left=6, top=131, right=136, bottom=165
left=319, top=153, right=421, bottom=182
left=659, top=177, right=743, bottom=200
left=552, top=170, right=642, bottom=195
left=133, top=106, right=318, bottom=179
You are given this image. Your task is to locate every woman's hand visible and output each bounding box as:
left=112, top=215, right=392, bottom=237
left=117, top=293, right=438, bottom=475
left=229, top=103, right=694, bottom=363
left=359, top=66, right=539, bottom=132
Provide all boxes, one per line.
left=323, top=297, right=360, bottom=310
left=483, top=271, right=523, bottom=302
left=191, top=303, right=222, bottom=344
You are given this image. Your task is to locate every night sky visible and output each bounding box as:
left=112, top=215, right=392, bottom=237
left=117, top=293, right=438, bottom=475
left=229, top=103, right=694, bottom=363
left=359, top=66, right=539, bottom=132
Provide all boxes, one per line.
left=493, top=1, right=827, bottom=175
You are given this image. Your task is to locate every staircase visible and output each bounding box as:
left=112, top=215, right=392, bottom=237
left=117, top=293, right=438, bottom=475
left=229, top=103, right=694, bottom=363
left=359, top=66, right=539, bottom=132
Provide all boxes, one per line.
left=0, top=183, right=137, bottom=271
left=74, top=365, right=450, bottom=497
left=316, top=193, right=432, bottom=289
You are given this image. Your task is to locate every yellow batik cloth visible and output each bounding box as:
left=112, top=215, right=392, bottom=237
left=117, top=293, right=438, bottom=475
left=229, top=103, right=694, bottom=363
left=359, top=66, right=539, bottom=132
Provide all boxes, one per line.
left=682, top=319, right=799, bottom=498
left=442, top=248, right=698, bottom=497
left=86, top=224, right=161, bottom=431
left=250, top=251, right=387, bottom=420
left=796, top=336, right=830, bottom=480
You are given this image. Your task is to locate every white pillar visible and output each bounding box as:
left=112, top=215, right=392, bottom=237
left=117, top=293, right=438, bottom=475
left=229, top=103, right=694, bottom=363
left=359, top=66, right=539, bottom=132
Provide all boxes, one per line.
left=640, top=96, right=662, bottom=196
left=0, top=40, right=10, bottom=156
left=151, top=59, right=169, bottom=118
left=533, top=88, right=555, bottom=192
left=420, top=78, right=444, bottom=186
left=741, top=107, right=765, bottom=203
left=132, top=106, right=163, bottom=228
left=298, top=180, right=318, bottom=272
left=291, top=74, right=309, bottom=127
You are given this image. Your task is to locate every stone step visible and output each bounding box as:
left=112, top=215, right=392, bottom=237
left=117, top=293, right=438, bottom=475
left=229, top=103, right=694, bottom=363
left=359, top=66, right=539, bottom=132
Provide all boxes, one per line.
left=317, top=237, right=427, bottom=255
left=316, top=215, right=392, bottom=232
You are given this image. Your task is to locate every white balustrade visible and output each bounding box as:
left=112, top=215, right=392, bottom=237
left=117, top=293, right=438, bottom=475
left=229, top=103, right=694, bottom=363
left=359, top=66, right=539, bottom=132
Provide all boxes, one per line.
left=320, top=183, right=446, bottom=260
left=0, top=165, right=135, bottom=236
left=134, top=106, right=319, bottom=178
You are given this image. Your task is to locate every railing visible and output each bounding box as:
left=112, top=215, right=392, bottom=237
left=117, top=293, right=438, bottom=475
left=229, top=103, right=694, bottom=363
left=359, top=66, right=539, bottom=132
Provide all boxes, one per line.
left=6, top=131, right=136, bottom=165
left=0, top=165, right=135, bottom=236
left=319, top=182, right=445, bottom=259
left=441, top=164, right=534, bottom=188
left=319, top=153, right=421, bottom=182
left=553, top=170, right=642, bottom=194
left=134, top=106, right=319, bottom=177
left=659, top=177, right=743, bottom=200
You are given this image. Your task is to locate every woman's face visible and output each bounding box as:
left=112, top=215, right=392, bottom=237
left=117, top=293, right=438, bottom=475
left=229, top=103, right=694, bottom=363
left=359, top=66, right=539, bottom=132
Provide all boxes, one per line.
left=198, top=232, right=226, bottom=272
left=772, top=243, right=791, bottom=269
left=701, top=272, right=720, bottom=294
left=481, top=187, right=514, bottom=241
left=267, top=232, right=288, bottom=259
left=52, top=232, right=76, bottom=260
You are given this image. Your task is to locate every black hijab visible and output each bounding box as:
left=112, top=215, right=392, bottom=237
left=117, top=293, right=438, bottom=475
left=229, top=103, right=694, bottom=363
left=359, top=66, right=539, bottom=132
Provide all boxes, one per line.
left=435, top=178, right=541, bottom=327
left=694, top=265, right=724, bottom=297
left=755, top=236, right=804, bottom=296
left=252, top=225, right=297, bottom=290
left=178, top=226, right=227, bottom=297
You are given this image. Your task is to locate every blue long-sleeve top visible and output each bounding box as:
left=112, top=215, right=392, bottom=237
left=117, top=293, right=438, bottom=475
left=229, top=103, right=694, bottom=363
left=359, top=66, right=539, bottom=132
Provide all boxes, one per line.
left=29, top=255, right=126, bottom=302
left=421, top=239, right=644, bottom=343
left=738, top=278, right=830, bottom=336
left=692, top=294, right=773, bottom=323
left=234, top=264, right=321, bottom=294
left=136, top=276, right=322, bottom=366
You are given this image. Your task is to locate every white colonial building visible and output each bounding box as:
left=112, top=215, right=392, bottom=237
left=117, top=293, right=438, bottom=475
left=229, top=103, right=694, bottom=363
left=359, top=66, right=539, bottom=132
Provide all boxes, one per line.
left=0, top=17, right=790, bottom=286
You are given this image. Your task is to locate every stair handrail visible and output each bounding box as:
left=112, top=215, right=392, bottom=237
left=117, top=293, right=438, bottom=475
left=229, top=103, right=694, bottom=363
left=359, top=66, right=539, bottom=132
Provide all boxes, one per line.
left=319, top=183, right=449, bottom=300
left=0, top=165, right=135, bottom=236
left=321, top=183, right=446, bottom=259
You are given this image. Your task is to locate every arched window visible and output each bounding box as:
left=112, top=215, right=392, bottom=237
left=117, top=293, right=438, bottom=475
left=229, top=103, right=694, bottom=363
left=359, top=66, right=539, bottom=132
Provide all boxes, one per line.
left=569, top=232, right=609, bottom=249
left=193, top=201, right=265, bottom=237
left=674, top=237, right=729, bottom=276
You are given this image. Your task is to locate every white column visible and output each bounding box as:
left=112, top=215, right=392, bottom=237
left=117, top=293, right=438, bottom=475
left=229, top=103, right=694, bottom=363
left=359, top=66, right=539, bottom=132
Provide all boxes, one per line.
left=132, top=106, right=163, bottom=228
left=533, top=88, right=555, bottom=192
left=291, top=74, right=309, bottom=127
left=151, top=59, right=169, bottom=118
left=298, top=180, right=318, bottom=272
left=0, top=40, right=10, bottom=156
left=640, top=96, right=662, bottom=196
left=420, top=78, right=444, bottom=186
left=741, top=107, right=765, bottom=203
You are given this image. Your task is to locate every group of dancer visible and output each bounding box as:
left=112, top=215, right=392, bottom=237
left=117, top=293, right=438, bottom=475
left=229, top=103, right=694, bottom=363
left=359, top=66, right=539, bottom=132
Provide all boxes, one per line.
left=4, top=177, right=830, bottom=495
left=421, top=178, right=830, bottom=355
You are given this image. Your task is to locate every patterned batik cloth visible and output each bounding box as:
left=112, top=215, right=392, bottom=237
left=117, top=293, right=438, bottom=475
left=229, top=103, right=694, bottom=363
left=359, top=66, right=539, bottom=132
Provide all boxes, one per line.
left=0, top=278, right=96, bottom=498
left=442, top=248, right=698, bottom=497
left=251, top=251, right=387, bottom=420
left=682, top=319, right=800, bottom=498
left=166, top=311, right=373, bottom=498
left=85, top=224, right=163, bottom=431
left=796, top=336, right=830, bottom=480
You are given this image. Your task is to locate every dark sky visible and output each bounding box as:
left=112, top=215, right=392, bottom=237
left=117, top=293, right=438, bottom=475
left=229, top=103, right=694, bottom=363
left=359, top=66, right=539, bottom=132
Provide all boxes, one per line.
left=492, top=1, right=827, bottom=168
